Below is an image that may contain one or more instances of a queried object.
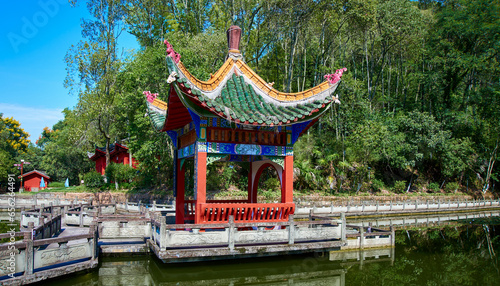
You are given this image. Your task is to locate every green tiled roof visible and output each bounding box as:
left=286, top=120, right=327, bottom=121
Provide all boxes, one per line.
left=146, top=102, right=166, bottom=131
left=188, top=74, right=335, bottom=126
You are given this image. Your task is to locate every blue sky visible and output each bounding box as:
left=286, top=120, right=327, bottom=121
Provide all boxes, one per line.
left=0, top=0, right=138, bottom=142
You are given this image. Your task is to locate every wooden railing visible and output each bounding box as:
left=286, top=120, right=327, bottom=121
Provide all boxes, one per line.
left=199, top=202, right=295, bottom=223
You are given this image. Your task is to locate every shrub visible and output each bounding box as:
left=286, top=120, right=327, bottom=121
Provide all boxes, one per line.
left=428, top=182, right=440, bottom=192
left=444, top=182, right=460, bottom=193
left=371, top=179, right=385, bottom=192
left=83, top=171, right=104, bottom=189
left=105, top=163, right=136, bottom=185
left=263, top=177, right=281, bottom=191
left=393, top=180, right=407, bottom=193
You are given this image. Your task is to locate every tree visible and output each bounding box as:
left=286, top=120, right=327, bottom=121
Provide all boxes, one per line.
left=38, top=110, right=94, bottom=185
left=65, top=0, right=127, bottom=168
left=0, top=114, right=30, bottom=156
left=0, top=114, right=30, bottom=191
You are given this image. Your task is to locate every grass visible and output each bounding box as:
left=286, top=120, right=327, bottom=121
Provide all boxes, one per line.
left=41, top=185, right=88, bottom=193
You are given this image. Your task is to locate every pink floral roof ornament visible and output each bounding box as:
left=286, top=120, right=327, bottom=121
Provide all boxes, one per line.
left=324, top=68, right=347, bottom=85
left=164, top=40, right=181, bottom=63
left=143, top=91, right=158, bottom=103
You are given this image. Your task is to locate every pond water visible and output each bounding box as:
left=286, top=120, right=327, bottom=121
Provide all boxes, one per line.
left=36, top=221, right=499, bottom=286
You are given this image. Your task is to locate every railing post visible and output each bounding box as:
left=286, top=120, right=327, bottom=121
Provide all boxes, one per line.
left=125, top=199, right=129, bottom=211
left=340, top=213, right=346, bottom=244
left=90, top=222, right=99, bottom=261
left=390, top=201, right=393, bottom=211
left=159, top=216, right=167, bottom=249
left=63, top=205, right=68, bottom=226
left=390, top=226, right=395, bottom=247
left=39, top=204, right=44, bottom=220
left=228, top=215, right=235, bottom=251
left=25, top=223, right=34, bottom=276
left=309, top=209, right=314, bottom=221
left=153, top=201, right=157, bottom=211
left=288, top=214, right=295, bottom=245
left=359, top=223, right=365, bottom=250
left=79, top=204, right=84, bottom=227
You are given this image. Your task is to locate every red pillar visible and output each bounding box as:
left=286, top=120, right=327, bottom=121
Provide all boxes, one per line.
left=175, top=160, right=185, bottom=224
left=247, top=162, right=255, bottom=203
left=195, top=151, right=207, bottom=223
left=281, top=155, right=294, bottom=203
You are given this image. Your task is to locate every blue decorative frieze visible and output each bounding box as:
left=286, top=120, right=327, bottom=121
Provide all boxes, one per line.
left=205, top=142, right=287, bottom=156
left=178, top=143, right=195, bottom=158
left=221, top=119, right=232, bottom=128
left=234, top=144, right=261, bottom=155
left=286, top=146, right=294, bottom=156
left=228, top=155, right=265, bottom=162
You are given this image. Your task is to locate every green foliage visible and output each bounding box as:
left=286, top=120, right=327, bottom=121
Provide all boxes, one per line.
left=105, top=163, right=136, bottom=188
left=263, top=177, right=281, bottom=192
left=428, top=182, right=440, bottom=193
left=393, top=180, right=407, bottom=194
left=444, top=182, right=460, bottom=193
left=83, top=171, right=105, bottom=190
left=371, top=179, right=385, bottom=192
left=50, top=0, right=499, bottom=196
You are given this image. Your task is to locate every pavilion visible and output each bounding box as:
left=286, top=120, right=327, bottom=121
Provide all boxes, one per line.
left=146, top=26, right=345, bottom=224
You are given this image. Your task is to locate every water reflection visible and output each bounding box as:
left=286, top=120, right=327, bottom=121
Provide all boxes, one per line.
left=33, top=221, right=500, bottom=286
left=41, top=249, right=392, bottom=286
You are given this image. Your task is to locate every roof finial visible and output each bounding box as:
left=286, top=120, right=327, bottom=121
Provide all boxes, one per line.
left=227, top=26, right=242, bottom=59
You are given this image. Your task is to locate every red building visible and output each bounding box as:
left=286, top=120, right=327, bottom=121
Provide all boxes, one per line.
left=19, top=170, right=51, bottom=192
left=88, top=143, right=137, bottom=175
